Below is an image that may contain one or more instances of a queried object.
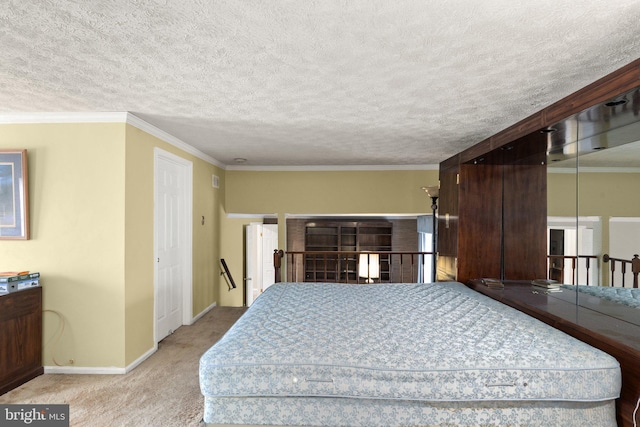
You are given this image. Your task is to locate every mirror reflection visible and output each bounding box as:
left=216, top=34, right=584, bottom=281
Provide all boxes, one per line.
left=546, top=87, right=640, bottom=326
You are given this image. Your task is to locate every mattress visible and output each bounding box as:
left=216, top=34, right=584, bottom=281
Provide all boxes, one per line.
left=562, top=283, right=640, bottom=309
left=200, top=282, right=620, bottom=426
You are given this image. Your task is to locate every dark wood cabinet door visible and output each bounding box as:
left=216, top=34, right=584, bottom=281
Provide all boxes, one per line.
left=0, top=287, right=43, bottom=395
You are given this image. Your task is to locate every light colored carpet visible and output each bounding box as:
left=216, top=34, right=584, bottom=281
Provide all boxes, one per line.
left=0, top=306, right=247, bottom=427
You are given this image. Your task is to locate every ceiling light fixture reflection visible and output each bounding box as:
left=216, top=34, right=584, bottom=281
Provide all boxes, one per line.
left=604, top=99, right=627, bottom=107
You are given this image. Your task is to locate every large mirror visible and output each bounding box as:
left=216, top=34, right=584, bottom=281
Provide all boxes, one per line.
left=546, top=86, right=640, bottom=326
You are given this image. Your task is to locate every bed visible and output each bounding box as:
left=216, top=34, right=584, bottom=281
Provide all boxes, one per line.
left=199, top=282, right=621, bottom=426
left=562, top=284, right=640, bottom=309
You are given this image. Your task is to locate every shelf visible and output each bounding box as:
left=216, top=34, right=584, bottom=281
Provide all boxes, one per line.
left=304, top=221, right=392, bottom=282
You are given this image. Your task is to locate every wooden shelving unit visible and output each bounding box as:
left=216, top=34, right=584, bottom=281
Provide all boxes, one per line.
left=304, top=221, right=392, bottom=282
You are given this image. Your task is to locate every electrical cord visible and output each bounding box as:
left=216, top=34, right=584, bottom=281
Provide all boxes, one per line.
left=43, top=309, right=66, bottom=366
left=634, top=394, right=640, bottom=427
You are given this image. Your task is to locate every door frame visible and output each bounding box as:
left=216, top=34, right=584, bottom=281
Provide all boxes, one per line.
left=547, top=216, right=601, bottom=286
left=245, top=222, right=279, bottom=306
left=245, top=223, right=260, bottom=307
left=153, top=147, right=193, bottom=343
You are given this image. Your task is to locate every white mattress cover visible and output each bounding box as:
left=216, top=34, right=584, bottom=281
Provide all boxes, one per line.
left=562, top=283, right=640, bottom=309
left=202, top=396, right=617, bottom=427
left=200, top=282, right=620, bottom=402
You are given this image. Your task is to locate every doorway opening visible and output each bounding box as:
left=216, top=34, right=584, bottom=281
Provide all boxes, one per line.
left=245, top=222, right=278, bottom=306
left=547, top=216, right=601, bottom=286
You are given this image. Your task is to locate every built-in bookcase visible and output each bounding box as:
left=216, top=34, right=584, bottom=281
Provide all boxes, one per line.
left=304, top=221, right=392, bottom=282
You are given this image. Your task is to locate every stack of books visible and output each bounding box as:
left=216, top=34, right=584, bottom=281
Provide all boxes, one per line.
left=481, top=278, right=504, bottom=289
left=531, top=279, right=561, bottom=293
left=0, top=271, right=40, bottom=294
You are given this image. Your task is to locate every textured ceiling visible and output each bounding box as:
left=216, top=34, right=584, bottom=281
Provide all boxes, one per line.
left=1, top=1, right=640, bottom=168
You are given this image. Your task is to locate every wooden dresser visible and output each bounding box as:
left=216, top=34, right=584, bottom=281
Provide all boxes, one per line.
left=468, top=280, right=640, bottom=427
left=0, top=287, right=43, bottom=395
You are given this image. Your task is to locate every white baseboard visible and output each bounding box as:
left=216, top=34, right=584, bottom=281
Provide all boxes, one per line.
left=124, top=345, right=158, bottom=373
left=44, top=366, right=126, bottom=374
left=191, top=301, right=217, bottom=324
left=44, top=345, right=158, bottom=375
left=43, top=303, right=218, bottom=375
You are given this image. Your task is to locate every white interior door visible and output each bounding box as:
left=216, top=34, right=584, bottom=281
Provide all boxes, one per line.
left=155, top=149, right=193, bottom=342
left=245, top=223, right=279, bottom=306
left=245, top=223, right=260, bottom=306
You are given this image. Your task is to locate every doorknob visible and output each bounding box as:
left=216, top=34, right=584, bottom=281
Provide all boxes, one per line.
left=244, top=277, right=252, bottom=281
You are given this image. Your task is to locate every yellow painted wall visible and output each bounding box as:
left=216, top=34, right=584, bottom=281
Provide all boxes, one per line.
left=576, top=172, right=640, bottom=218
left=218, top=216, right=264, bottom=307
left=576, top=172, right=640, bottom=271
left=123, top=126, right=154, bottom=365
left=0, top=123, right=126, bottom=368
left=0, top=121, right=224, bottom=369
left=548, top=170, right=640, bottom=285
left=547, top=171, right=577, bottom=218
left=219, top=169, right=439, bottom=306
left=0, top=120, right=452, bottom=358
left=190, top=151, right=223, bottom=316
left=123, top=125, right=222, bottom=365
left=226, top=169, right=437, bottom=215
left=548, top=171, right=640, bottom=217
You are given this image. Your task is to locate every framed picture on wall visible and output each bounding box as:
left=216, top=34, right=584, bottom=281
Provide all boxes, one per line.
left=0, top=149, right=29, bottom=239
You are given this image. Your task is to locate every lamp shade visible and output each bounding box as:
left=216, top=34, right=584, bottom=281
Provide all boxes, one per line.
left=421, top=185, right=439, bottom=198
left=359, top=253, right=380, bottom=280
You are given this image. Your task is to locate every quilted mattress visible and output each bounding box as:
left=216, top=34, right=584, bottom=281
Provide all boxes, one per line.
left=200, top=282, right=620, bottom=406
left=563, top=283, right=640, bottom=309
left=200, top=282, right=621, bottom=427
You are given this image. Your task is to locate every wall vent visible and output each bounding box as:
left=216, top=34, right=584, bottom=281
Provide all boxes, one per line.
left=212, top=175, right=220, bottom=189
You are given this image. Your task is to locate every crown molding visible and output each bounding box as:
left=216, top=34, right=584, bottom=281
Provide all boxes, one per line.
left=125, top=113, right=224, bottom=168
left=0, top=111, right=128, bottom=123
left=0, top=112, right=225, bottom=168
left=0, top=113, right=443, bottom=171
left=226, top=164, right=439, bottom=172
